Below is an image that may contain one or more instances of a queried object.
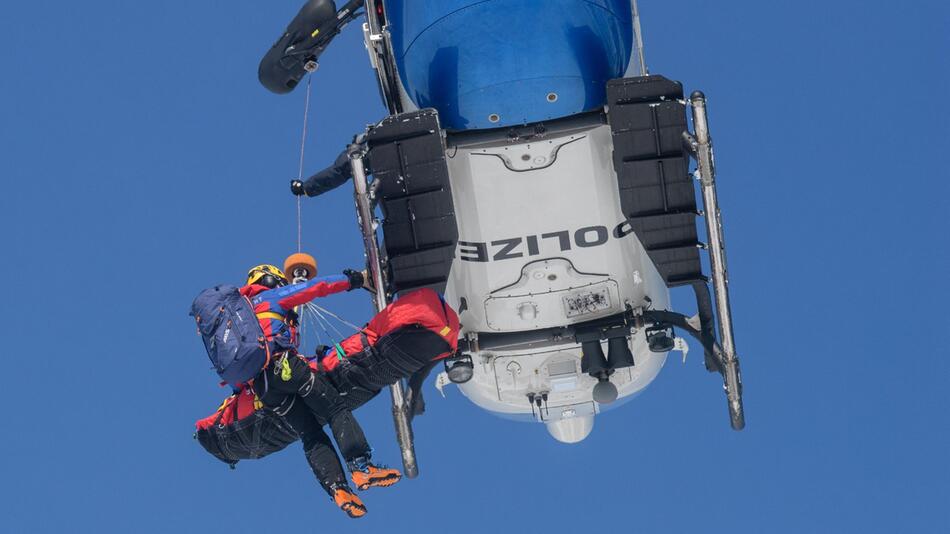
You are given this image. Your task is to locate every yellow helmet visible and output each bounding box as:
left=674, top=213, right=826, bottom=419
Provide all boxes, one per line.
left=246, top=264, right=288, bottom=288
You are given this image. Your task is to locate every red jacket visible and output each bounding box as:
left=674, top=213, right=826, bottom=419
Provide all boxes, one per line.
left=318, top=288, right=460, bottom=372
left=195, top=386, right=261, bottom=430
left=239, top=274, right=352, bottom=351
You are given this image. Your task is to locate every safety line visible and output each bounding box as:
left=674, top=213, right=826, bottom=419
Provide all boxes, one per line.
left=305, top=303, right=336, bottom=346
left=301, top=303, right=325, bottom=351
left=310, top=303, right=362, bottom=332
left=295, top=74, right=313, bottom=253
left=306, top=302, right=348, bottom=341
left=317, top=306, right=347, bottom=340
left=305, top=303, right=335, bottom=338
left=307, top=303, right=339, bottom=339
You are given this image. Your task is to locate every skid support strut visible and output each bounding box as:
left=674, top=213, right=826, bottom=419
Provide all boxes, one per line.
left=348, top=144, right=420, bottom=477
left=686, top=92, right=745, bottom=430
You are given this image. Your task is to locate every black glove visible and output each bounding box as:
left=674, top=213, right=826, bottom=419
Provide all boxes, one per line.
left=343, top=269, right=364, bottom=290
left=290, top=179, right=305, bottom=196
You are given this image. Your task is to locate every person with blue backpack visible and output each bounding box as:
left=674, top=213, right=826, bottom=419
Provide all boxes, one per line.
left=191, top=264, right=400, bottom=519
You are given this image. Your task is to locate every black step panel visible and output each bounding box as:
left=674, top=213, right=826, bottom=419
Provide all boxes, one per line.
left=609, top=102, right=689, bottom=158
left=366, top=109, right=458, bottom=295
left=386, top=244, right=457, bottom=294
left=606, top=75, right=703, bottom=286
left=370, top=138, right=448, bottom=198
left=381, top=189, right=457, bottom=253
left=617, top=157, right=693, bottom=217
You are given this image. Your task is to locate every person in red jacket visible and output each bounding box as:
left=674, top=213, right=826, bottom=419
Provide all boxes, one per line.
left=242, top=264, right=400, bottom=519
left=315, top=287, right=462, bottom=414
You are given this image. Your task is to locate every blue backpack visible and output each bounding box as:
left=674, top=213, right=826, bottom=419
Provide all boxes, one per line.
left=190, top=285, right=270, bottom=387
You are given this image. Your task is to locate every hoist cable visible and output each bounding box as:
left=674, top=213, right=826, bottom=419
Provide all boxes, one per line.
left=295, top=74, right=313, bottom=253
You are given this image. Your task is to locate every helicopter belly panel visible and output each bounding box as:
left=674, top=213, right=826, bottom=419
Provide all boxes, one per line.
left=443, top=123, right=671, bottom=333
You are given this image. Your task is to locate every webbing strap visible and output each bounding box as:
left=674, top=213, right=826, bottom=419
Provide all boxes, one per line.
left=213, top=394, right=241, bottom=428
left=257, top=312, right=285, bottom=322
left=437, top=294, right=453, bottom=339
left=359, top=331, right=370, bottom=350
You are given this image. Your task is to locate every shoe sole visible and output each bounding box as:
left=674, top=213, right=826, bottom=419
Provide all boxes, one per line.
left=334, top=490, right=367, bottom=518
left=354, top=473, right=402, bottom=491
left=341, top=503, right=367, bottom=519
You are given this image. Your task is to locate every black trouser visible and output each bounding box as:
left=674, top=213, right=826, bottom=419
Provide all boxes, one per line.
left=329, top=326, right=452, bottom=411
left=254, top=352, right=371, bottom=494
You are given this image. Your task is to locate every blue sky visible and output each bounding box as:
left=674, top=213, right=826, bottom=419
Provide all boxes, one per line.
left=1, top=1, right=947, bottom=533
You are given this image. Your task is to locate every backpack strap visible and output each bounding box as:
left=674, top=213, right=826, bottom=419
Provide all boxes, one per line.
left=359, top=331, right=370, bottom=351
left=257, top=312, right=285, bottom=322
left=259, top=335, right=272, bottom=373
left=212, top=395, right=240, bottom=428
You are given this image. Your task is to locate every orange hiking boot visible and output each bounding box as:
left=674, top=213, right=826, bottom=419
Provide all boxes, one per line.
left=331, top=485, right=367, bottom=519
left=350, top=463, right=402, bottom=491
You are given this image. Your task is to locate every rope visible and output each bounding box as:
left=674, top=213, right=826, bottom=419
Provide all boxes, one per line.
left=309, top=303, right=363, bottom=332
left=306, top=303, right=349, bottom=341
left=297, top=302, right=362, bottom=359
left=295, top=74, right=313, bottom=253
left=311, top=312, right=325, bottom=348
left=300, top=303, right=325, bottom=351
left=306, top=303, right=338, bottom=346
left=305, top=303, right=337, bottom=339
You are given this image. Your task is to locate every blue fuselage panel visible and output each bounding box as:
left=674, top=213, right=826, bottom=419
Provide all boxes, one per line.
left=384, top=0, right=633, bottom=131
